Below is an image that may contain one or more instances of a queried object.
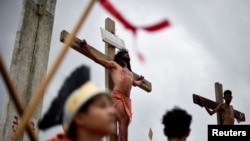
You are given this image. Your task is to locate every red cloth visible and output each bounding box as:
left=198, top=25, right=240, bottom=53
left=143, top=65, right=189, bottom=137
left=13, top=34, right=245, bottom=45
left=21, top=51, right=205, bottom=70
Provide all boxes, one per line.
left=99, top=0, right=170, bottom=34
left=99, top=0, right=170, bottom=62
left=112, top=91, right=132, bottom=122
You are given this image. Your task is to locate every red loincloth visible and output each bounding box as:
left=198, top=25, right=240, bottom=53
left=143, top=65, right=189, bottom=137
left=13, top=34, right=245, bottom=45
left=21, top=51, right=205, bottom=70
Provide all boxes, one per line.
left=47, top=132, right=72, bottom=141
left=112, top=91, right=132, bottom=122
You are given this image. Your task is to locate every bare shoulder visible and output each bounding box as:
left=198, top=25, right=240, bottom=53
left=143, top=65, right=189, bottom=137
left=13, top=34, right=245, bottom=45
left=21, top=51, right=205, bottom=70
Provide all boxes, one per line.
left=108, top=61, right=120, bottom=69
left=217, top=103, right=224, bottom=108
left=110, top=61, right=119, bottom=67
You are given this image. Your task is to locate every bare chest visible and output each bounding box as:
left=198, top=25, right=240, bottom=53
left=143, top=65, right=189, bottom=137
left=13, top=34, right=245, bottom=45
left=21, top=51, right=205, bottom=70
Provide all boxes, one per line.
left=119, top=68, right=133, bottom=82
left=221, top=105, right=234, bottom=114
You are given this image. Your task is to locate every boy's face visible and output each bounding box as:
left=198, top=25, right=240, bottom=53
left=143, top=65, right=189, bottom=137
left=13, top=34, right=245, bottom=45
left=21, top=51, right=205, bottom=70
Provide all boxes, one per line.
left=75, top=95, right=115, bottom=135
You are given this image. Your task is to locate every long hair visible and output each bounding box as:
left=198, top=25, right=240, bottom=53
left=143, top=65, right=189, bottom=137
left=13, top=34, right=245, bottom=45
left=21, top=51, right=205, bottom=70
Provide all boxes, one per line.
left=114, top=48, right=132, bottom=71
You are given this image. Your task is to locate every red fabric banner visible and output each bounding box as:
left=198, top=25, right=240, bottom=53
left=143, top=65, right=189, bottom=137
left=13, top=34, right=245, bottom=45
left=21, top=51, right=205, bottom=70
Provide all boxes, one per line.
left=99, top=0, right=170, bottom=62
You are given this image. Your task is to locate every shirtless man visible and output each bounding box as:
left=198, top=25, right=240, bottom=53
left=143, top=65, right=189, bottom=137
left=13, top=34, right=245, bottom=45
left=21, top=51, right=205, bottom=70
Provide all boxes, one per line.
left=200, top=90, right=244, bottom=125
left=81, top=40, right=144, bottom=141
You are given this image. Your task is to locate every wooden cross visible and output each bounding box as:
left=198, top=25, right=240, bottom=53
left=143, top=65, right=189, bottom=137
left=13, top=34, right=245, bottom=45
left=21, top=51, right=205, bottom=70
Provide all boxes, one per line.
left=60, top=17, right=152, bottom=141
left=193, top=82, right=245, bottom=125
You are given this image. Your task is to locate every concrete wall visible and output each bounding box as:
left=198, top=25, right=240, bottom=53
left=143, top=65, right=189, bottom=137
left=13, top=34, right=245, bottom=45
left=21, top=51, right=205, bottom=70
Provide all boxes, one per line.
left=0, top=0, right=57, bottom=140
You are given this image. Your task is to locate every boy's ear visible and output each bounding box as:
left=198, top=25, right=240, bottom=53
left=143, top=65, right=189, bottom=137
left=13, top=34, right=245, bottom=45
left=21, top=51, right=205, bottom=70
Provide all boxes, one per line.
left=185, top=128, right=191, bottom=137
left=163, top=128, right=167, bottom=136
left=74, top=113, right=87, bottom=125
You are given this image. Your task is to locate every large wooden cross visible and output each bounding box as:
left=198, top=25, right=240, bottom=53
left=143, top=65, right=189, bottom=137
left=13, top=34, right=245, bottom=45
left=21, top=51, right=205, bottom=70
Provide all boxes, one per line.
left=193, top=82, right=245, bottom=125
left=60, top=17, right=152, bottom=141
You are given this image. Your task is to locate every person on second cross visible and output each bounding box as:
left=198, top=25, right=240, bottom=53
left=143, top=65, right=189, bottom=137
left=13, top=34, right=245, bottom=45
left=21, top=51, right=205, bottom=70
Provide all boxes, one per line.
left=200, top=89, right=244, bottom=125
left=162, top=106, right=192, bottom=141
left=81, top=40, right=144, bottom=141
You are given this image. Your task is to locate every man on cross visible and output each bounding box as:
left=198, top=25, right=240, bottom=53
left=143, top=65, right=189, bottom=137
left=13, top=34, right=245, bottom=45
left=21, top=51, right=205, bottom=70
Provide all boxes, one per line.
left=81, top=40, right=144, bottom=141
left=200, top=90, right=244, bottom=125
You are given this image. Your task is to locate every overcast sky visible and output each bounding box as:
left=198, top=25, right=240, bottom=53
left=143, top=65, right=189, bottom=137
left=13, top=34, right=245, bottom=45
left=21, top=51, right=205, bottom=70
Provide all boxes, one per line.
left=1, top=0, right=250, bottom=141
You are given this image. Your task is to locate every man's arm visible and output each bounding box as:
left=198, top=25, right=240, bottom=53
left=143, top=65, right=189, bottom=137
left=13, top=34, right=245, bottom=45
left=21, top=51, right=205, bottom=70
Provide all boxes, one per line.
left=81, top=40, right=116, bottom=69
left=234, top=111, right=244, bottom=123
left=133, top=75, right=144, bottom=86
left=200, top=97, right=222, bottom=115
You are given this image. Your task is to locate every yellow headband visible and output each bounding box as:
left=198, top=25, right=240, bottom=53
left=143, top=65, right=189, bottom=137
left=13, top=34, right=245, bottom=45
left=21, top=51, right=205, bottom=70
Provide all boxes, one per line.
left=63, top=81, right=110, bottom=131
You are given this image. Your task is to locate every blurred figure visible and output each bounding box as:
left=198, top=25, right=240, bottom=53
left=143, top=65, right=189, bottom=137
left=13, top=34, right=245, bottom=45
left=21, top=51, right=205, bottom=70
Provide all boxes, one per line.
left=61, top=81, right=115, bottom=141
left=200, top=89, right=244, bottom=125
left=162, top=107, right=192, bottom=141
left=38, top=65, right=116, bottom=141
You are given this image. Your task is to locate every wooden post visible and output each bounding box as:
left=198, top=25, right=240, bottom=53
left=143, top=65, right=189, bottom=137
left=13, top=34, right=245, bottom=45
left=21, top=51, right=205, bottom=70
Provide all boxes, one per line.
left=105, top=18, right=115, bottom=90
left=214, top=82, right=223, bottom=125
left=148, top=128, right=153, bottom=141
left=0, top=56, right=37, bottom=141
left=0, top=0, right=56, bottom=140
left=104, top=18, right=117, bottom=141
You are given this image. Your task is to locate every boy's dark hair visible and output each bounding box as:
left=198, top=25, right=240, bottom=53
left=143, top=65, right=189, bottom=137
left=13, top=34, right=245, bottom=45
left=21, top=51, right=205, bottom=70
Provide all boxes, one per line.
left=224, top=90, right=232, bottom=96
left=38, top=65, right=90, bottom=130
left=114, top=48, right=132, bottom=71
left=162, top=107, right=192, bottom=139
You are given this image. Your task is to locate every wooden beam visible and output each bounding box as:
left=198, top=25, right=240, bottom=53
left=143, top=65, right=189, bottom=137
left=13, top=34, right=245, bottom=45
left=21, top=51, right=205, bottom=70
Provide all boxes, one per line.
left=104, top=17, right=117, bottom=141
left=60, top=30, right=152, bottom=92
left=214, top=82, right=223, bottom=125
left=105, top=17, right=115, bottom=91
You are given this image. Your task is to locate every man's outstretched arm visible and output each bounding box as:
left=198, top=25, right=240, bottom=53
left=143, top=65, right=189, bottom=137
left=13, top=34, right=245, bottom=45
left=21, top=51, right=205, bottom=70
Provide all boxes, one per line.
left=200, top=97, right=221, bottom=116
left=81, top=40, right=116, bottom=69
left=133, top=75, right=144, bottom=86
left=235, top=112, right=244, bottom=123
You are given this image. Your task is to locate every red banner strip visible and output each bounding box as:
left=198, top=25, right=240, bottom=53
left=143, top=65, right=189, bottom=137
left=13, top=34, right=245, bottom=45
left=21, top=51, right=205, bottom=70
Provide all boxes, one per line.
left=141, top=20, right=170, bottom=32
left=99, top=0, right=171, bottom=62
left=99, top=0, right=170, bottom=33
left=99, top=0, right=137, bottom=34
